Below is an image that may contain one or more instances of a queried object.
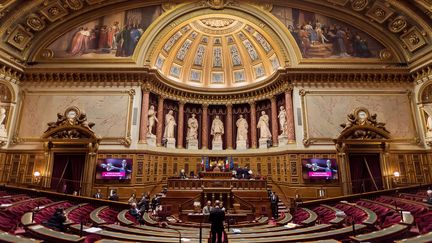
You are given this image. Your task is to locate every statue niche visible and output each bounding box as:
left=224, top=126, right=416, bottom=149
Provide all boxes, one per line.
left=339, top=107, right=390, bottom=140
left=43, top=106, right=96, bottom=139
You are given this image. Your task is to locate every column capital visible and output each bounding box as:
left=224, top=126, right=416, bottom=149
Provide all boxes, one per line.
left=202, top=103, right=209, bottom=108
left=249, top=101, right=256, bottom=107
left=226, top=103, right=233, bottom=108
left=158, top=94, right=167, bottom=100
left=178, top=100, right=186, bottom=106
left=270, top=96, right=277, bottom=102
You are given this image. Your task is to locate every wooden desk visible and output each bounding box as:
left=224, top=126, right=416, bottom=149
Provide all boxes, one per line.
left=202, top=172, right=232, bottom=179
left=186, top=212, right=248, bottom=223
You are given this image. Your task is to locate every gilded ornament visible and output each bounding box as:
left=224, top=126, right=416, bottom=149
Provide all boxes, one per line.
left=388, top=16, right=407, bottom=33
left=351, top=0, right=368, bottom=11
left=162, top=2, right=177, bottom=11
left=40, top=49, right=54, bottom=59
left=200, top=18, right=235, bottom=28
left=13, top=33, right=25, bottom=44
left=408, top=33, right=420, bottom=45
left=373, top=8, right=386, bottom=17
left=65, top=0, right=83, bottom=10
left=379, top=49, right=392, bottom=60
left=26, top=14, right=45, bottom=32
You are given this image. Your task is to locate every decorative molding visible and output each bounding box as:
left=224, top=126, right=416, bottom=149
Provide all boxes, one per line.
left=43, top=106, right=98, bottom=139
left=338, top=107, right=390, bottom=140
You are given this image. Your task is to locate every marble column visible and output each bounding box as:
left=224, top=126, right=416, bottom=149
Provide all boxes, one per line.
left=202, top=104, right=209, bottom=149
left=156, top=96, right=165, bottom=146
left=177, top=101, right=185, bottom=149
left=285, top=89, right=295, bottom=142
left=250, top=102, right=257, bottom=149
left=226, top=104, right=233, bottom=149
left=270, top=97, right=279, bottom=147
left=139, top=90, right=150, bottom=143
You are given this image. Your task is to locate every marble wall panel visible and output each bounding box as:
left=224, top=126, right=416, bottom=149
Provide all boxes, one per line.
left=304, top=91, right=415, bottom=140
left=18, top=92, right=129, bottom=139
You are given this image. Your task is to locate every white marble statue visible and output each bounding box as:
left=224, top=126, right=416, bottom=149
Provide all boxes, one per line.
left=278, top=106, right=288, bottom=136
left=0, top=107, right=7, bottom=138
left=187, top=113, right=199, bottom=141
left=163, top=110, right=176, bottom=139
left=257, top=111, right=272, bottom=139
left=423, top=105, right=432, bottom=138
left=147, top=105, right=158, bottom=136
left=211, top=115, right=224, bottom=143
left=236, top=114, right=248, bottom=142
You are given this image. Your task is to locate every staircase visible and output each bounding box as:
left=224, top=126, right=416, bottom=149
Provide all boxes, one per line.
left=278, top=198, right=289, bottom=217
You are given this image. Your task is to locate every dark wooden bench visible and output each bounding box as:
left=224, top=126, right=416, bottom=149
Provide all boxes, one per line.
left=276, top=212, right=292, bottom=225
left=70, top=224, right=200, bottom=243
left=320, top=204, right=345, bottom=224
left=116, top=209, right=134, bottom=226
left=395, top=231, right=432, bottom=243
left=229, top=224, right=366, bottom=243
left=299, top=208, right=318, bottom=225
left=0, top=229, right=42, bottom=243
left=340, top=201, right=377, bottom=226
left=228, top=224, right=332, bottom=239
left=350, top=223, right=408, bottom=242
left=90, top=206, right=108, bottom=225
left=103, top=224, right=202, bottom=238
left=143, top=212, right=158, bottom=225
left=27, top=224, right=85, bottom=243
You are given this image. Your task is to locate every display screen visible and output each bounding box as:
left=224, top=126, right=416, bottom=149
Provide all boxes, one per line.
left=302, top=158, right=338, bottom=181
left=96, top=158, right=132, bottom=180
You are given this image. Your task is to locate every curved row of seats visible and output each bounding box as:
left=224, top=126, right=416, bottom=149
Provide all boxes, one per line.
left=0, top=189, right=431, bottom=243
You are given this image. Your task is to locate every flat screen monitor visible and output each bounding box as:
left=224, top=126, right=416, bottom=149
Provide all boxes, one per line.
left=95, top=158, right=132, bottom=180
left=302, top=158, right=338, bottom=181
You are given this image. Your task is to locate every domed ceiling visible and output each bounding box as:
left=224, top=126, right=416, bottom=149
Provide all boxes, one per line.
left=151, top=14, right=283, bottom=89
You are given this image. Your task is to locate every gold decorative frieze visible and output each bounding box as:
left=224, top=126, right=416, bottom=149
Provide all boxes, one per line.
left=326, top=0, right=349, bottom=6
left=400, top=27, right=427, bottom=52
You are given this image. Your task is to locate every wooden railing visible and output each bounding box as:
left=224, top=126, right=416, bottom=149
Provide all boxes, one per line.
left=233, top=194, right=255, bottom=213
left=179, top=193, right=201, bottom=213
left=167, top=178, right=267, bottom=190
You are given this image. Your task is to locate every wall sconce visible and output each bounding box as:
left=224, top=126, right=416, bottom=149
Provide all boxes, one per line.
left=33, top=171, right=41, bottom=184
left=393, top=171, right=400, bottom=186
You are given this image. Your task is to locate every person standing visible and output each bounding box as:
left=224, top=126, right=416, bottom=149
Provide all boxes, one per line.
left=209, top=200, right=225, bottom=243
left=93, top=189, right=103, bottom=199
left=270, top=192, right=279, bottom=219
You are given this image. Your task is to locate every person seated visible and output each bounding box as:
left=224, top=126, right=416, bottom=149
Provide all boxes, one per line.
left=202, top=200, right=213, bottom=215
left=109, top=191, right=119, bottom=201
left=179, top=169, right=187, bottom=179
left=45, top=207, right=66, bottom=232
left=424, top=190, right=432, bottom=205
left=138, top=193, right=150, bottom=212
left=128, top=193, right=137, bottom=205
left=189, top=171, right=195, bottom=178
left=129, top=203, right=144, bottom=224
left=213, top=166, right=221, bottom=172
left=93, top=189, right=103, bottom=199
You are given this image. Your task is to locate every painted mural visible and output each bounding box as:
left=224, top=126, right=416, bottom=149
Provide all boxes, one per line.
left=271, top=6, right=385, bottom=58
left=48, top=5, right=163, bottom=58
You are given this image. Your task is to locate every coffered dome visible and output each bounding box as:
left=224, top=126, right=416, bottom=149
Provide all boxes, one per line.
left=151, top=14, right=284, bottom=89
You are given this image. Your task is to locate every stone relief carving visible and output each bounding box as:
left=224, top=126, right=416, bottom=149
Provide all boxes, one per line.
left=339, top=107, right=390, bottom=139
left=388, top=16, right=407, bottom=33
left=44, top=106, right=96, bottom=139
left=26, top=14, right=45, bottom=32
left=200, top=18, right=235, bottom=28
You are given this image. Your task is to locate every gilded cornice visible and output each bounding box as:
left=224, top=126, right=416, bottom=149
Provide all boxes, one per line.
left=0, top=0, right=430, bottom=69
left=412, top=64, right=432, bottom=85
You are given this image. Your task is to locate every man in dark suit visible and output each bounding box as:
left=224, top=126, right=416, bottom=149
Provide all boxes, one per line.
left=109, top=190, right=119, bottom=201
left=270, top=192, right=279, bottom=219
left=93, top=189, right=103, bottom=199
left=209, top=200, right=225, bottom=243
